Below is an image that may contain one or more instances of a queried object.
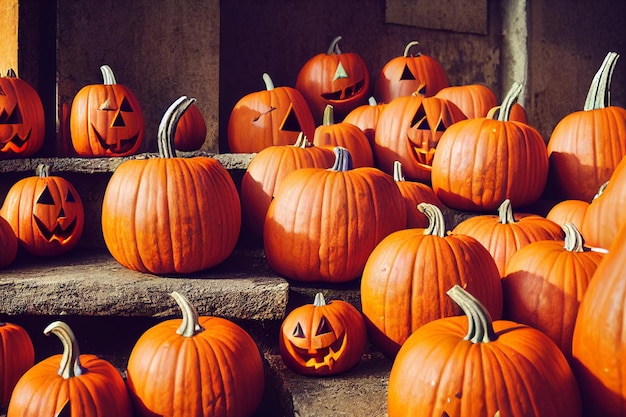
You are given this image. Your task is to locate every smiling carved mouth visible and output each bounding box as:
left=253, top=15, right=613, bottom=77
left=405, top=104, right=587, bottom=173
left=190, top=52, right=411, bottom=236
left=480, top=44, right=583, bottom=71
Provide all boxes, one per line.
left=290, top=334, right=347, bottom=370
left=91, top=124, right=139, bottom=154
left=34, top=216, right=77, bottom=243
left=321, top=80, right=366, bottom=101
left=0, top=128, right=31, bottom=153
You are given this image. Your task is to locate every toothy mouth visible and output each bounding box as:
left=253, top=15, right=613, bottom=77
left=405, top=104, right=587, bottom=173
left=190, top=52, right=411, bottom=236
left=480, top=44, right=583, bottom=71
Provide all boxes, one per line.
left=290, top=334, right=347, bottom=370
left=34, top=216, right=77, bottom=243
left=0, top=129, right=31, bottom=153
left=321, top=80, right=366, bottom=101
left=91, top=124, right=139, bottom=154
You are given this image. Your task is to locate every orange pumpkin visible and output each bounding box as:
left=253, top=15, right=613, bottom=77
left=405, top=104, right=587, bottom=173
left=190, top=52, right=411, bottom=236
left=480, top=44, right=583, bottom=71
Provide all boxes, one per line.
left=0, top=164, right=85, bottom=257
left=0, top=215, right=18, bottom=269
left=393, top=160, right=443, bottom=228
left=546, top=198, right=590, bottom=231
left=228, top=73, right=315, bottom=153
left=173, top=102, right=206, bottom=151
left=342, top=96, right=386, bottom=147
left=279, top=292, right=366, bottom=376
left=126, top=291, right=264, bottom=417
left=434, top=84, right=497, bottom=118
left=0, top=321, right=34, bottom=408
left=388, top=285, right=582, bottom=417
left=7, top=321, right=132, bottom=417
left=0, top=69, right=45, bottom=158
left=70, top=65, right=145, bottom=157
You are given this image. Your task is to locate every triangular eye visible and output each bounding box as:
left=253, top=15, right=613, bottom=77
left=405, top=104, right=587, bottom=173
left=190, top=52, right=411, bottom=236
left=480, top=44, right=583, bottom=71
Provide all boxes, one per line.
left=315, top=316, right=333, bottom=336
left=5, top=105, right=22, bottom=123
left=411, top=105, right=429, bottom=130
left=333, top=62, right=349, bottom=81
left=37, top=186, right=55, bottom=205
left=66, top=190, right=76, bottom=203
left=400, top=65, right=416, bottom=81
left=280, top=104, right=302, bottom=132
left=120, top=97, right=133, bottom=112
left=435, top=118, right=447, bottom=132
left=292, top=322, right=305, bottom=338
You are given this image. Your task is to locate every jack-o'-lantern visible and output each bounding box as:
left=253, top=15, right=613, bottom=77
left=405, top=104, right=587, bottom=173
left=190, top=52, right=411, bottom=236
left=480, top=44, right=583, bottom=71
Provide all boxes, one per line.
left=0, top=69, right=45, bottom=158
left=296, top=36, right=371, bottom=123
left=374, top=92, right=466, bottom=182
left=279, top=292, right=366, bottom=376
left=70, top=65, right=144, bottom=157
left=228, top=73, right=316, bottom=153
left=0, top=164, right=84, bottom=256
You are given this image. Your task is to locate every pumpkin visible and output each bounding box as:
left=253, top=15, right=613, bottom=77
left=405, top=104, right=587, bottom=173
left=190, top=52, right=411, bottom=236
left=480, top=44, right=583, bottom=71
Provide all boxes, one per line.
left=360, top=203, right=503, bottom=358
left=547, top=51, right=626, bottom=201
left=572, top=222, right=626, bottom=416
left=0, top=215, right=18, bottom=269
left=264, top=147, right=406, bottom=283
left=546, top=198, right=590, bottom=231
left=240, top=132, right=335, bottom=239
left=296, top=36, right=371, bottom=123
left=452, top=198, right=564, bottom=277
left=388, top=285, right=582, bottom=417
left=373, top=92, right=466, bottom=182
left=227, top=72, right=316, bottom=153
left=279, top=292, right=366, bottom=376
left=126, top=291, right=264, bottom=417
left=434, top=84, right=498, bottom=118
left=7, top=320, right=132, bottom=417
left=392, top=160, right=443, bottom=228
left=374, top=40, right=449, bottom=102
left=102, top=96, right=240, bottom=274
left=0, top=164, right=85, bottom=257
left=69, top=64, right=145, bottom=157
left=0, top=322, right=34, bottom=408
left=503, top=223, right=604, bottom=358
left=173, top=102, right=206, bottom=151
left=342, top=96, right=386, bottom=147
left=431, top=82, right=549, bottom=211
left=0, top=69, right=45, bottom=158
left=312, top=104, right=374, bottom=167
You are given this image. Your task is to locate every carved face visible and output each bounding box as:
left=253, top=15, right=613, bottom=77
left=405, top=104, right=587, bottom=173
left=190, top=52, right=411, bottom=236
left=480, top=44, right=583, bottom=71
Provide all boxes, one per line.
left=279, top=293, right=366, bottom=376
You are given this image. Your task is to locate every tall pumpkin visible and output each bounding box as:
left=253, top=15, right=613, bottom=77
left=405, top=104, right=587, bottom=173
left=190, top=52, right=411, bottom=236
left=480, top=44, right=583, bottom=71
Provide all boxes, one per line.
left=264, top=147, right=406, bottom=283
left=0, top=69, right=45, bottom=158
left=102, top=96, right=241, bottom=274
left=0, top=321, right=34, bottom=408
left=70, top=65, right=145, bottom=157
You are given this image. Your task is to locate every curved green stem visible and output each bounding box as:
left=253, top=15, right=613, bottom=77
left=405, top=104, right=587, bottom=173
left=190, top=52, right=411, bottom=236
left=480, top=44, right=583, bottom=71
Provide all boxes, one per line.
left=100, top=65, right=117, bottom=85
left=446, top=285, right=497, bottom=343
left=293, top=131, right=312, bottom=148
left=497, top=82, right=523, bottom=122
left=404, top=40, right=421, bottom=57
left=584, top=52, right=619, bottom=111
left=393, top=160, right=405, bottom=182
left=44, top=321, right=86, bottom=379
left=327, top=36, right=342, bottom=55
left=563, top=223, right=585, bottom=252
left=36, top=163, right=50, bottom=178
left=330, top=147, right=353, bottom=172
left=313, top=292, right=327, bottom=307
left=171, top=291, right=205, bottom=337
left=418, top=203, right=446, bottom=237
left=157, top=96, right=196, bottom=158
left=497, top=199, right=517, bottom=224
left=262, top=73, right=275, bottom=91
left=322, top=104, right=335, bottom=126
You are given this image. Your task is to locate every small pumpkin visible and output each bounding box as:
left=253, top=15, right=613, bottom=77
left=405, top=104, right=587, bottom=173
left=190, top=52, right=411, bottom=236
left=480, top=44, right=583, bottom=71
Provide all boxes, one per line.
left=0, top=164, right=85, bottom=257
left=546, top=198, right=590, bottom=231
left=70, top=65, right=145, bottom=157
left=388, top=285, right=582, bottom=417
left=0, top=69, right=45, bottom=158
left=126, top=291, right=264, bottom=417
left=0, top=321, right=34, bottom=408
left=0, top=215, right=18, bottom=269
left=279, top=292, right=366, bottom=376
left=392, top=160, right=443, bottom=228
left=7, top=321, right=132, bottom=417
left=173, top=102, right=206, bottom=151
left=342, top=96, right=386, bottom=147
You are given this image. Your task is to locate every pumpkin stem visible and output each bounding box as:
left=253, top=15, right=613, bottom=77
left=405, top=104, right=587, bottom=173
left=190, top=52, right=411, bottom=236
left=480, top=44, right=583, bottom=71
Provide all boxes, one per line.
left=36, top=163, right=50, bottom=178
left=327, top=36, right=342, bottom=55
left=44, top=321, right=86, bottom=379
left=418, top=203, right=446, bottom=237
left=403, top=40, right=421, bottom=57
left=330, top=147, right=353, bottom=172
left=368, top=96, right=378, bottom=106
left=393, top=160, right=406, bottom=182
left=593, top=181, right=609, bottom=200
left=313, top=292, right=327, bottom=307
left=171, top=291, right=204, bottom=338
left=262, top=72, right=275, bottom=91
left=100, top=65, right=117, bottom=85
left=584, top=52, right=619, bottom=111
left=322, top=104, right=335, bottom=126
left=446, top=285, right=497, bottom=344
left=293, top=131, right=313, bottom=148
left=563, top=223, right=586, bottom=252
left=497, top=199, right=517, bottom=224
left=157, top=96, right=196, bottom=159
left=6, top=68, right=17, bottom=78
left=495, top=82, right=523, bottom=122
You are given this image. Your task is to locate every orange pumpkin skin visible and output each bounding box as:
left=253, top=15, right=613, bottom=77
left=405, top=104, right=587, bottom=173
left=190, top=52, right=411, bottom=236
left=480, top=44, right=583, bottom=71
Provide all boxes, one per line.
left=0, top=322, right=34, bottom=408
left=374, top=40, right=449, bottom=102
left=343, top=96, right=386, bottom=147
left=70, top=65, right=145, bottom=157
left=173, top=103, right=206, bottom=151
left=434, top=84, right=497, bottom=118
left=228, top=73, right=316, bottom=153
left=0, top=215, right=18, bottom=269
left=393, top=161, right=443, bottom=228
left=0, top=70, right=45, bottom=158
left=264, top=147, right=406, bottom=283
left=0, top=165, right=85, bottom=257
left=296, top=36, right=371, bottom=123
left=388, top=286, right=582, bottom=417
left=546, top=199, right=589, bottom=231
left=279, top=293, right=366, bottom=376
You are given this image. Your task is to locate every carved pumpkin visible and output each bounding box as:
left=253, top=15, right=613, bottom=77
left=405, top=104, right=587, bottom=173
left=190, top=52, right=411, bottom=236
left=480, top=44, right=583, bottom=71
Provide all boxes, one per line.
left=0, top=215, right=18, bottom=269
left=228, top=73, right=315, bottom=153
left=102, top=96, right=241, bottom=274
left=279, top=292, right=366, bottom=376
left=388, top=285, right=582, bottom=417
left=343, top=96, right=386, bottom=147
left=392, top=161, right=443, bottom=228
left=374, top=40, right=449, bottom=102
left=373, top=92, right=466, bottom=182
left=0, top=164, right=85, bottom=256
left=126, top=292, right=264, bottom=417
left=0, top=69, right=45, bottom=158
left=173, top=102, right=206, bottom=151
left=7, top=321, right=132, bottom=417
left=0, top=321, right=34, bottom=408
left=70, top=65, right=145, bottom=157
left=296, top=36, right=371, bottom=123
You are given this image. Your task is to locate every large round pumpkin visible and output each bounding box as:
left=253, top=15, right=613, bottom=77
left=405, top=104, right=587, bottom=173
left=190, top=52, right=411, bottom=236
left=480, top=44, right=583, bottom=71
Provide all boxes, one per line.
left=0, top=69, right=45, bottom=158
left=264, top=147, right=406, bottom=283
left=360, top=203, right=503, bottom=358
left=126, top=291, right=264, bottom=417
left=70, top=65, right=145, bottom=157
left=102, top=96, right=241, bottom=274
left=388, top=285, right=582, bottom=417
left=0, top=215, right=18, bottom=269
left=0, top=321, right=34, bottom=408
left=7, top=321, right=132, bottom=417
